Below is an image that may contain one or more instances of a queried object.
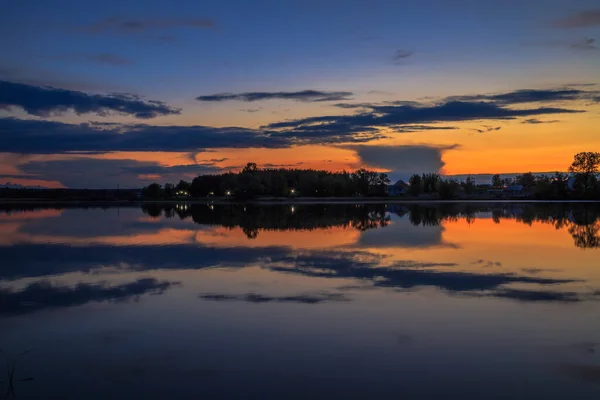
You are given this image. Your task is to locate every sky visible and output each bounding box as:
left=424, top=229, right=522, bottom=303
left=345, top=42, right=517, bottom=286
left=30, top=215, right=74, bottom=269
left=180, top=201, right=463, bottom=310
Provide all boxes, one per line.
left=1, top=0, right=599, bottom=188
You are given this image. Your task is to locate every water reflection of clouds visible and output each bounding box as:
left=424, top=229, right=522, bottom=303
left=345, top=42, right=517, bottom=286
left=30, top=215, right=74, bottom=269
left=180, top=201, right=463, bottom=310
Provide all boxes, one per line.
left=0, top=278, right=179, bottom=315
left=1, top=203, right=599, bottom=311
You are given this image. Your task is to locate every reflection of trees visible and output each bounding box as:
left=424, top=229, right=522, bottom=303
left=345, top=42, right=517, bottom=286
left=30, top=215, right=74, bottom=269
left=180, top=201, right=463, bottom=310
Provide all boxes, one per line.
left=400, top=203, right=600, bottom=250
left=568, top=222, right=600, bottom=249
left=141, top=204, right=390, bottom=238
left=138, top=202, right=600, bottom=247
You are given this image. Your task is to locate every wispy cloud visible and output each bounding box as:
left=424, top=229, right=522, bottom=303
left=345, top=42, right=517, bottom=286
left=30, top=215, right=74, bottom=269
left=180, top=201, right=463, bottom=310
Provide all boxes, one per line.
left=551, top=9, right=600, bottom=28
left=0, top=80, right=179, bottom=118
left=15, top=158, right=224, bottom=188
left=571, top=37, right=599, bottom=51
left=392, top=49, right=414, bottom=65
left=266, top=99, right=582, bottom=135
left=447, top=88, right=599, bottom=104
left=84, top=53, right=133, bottom=66
left=198, top=291, right=350, bottom=304
left=196, top=90, right=354, bottom=102
left=55, top=53, right=133, bottom=66
left=470, top=125, right=502, bottom=133
left=79, top=17, right=215, bottom=34
left=522, top=118, right=561, bottom=124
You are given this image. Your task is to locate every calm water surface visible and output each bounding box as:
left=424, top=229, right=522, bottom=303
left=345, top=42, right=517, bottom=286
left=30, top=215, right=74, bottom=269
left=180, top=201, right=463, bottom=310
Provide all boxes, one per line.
left=1, top=202, right=600, bottom=399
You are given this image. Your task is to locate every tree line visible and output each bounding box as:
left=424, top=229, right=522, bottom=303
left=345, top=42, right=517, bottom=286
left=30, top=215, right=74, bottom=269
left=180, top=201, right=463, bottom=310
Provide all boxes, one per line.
left=142, top=152, right=599, bottom=200
left=143, top=163, right=391, bottom=199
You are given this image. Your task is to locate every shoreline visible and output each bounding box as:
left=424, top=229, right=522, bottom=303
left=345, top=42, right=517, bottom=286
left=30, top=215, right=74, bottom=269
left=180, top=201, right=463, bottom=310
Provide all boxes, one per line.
left=1, top=197, right=600, bottom=205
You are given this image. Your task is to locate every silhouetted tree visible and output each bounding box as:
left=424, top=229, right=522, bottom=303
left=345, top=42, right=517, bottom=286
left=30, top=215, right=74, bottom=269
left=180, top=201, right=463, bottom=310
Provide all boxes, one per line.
left=242, top=162, right=258, bottom=174
left=569, top=152, right=600, bottom=196
left=492, top=174, right=502, bottom=187
left=516, top=172, right=536, bottom=188
left=422, top=173, right=440, bottom=193
left=142, top=183, right=163, bottom=199
left=438, top=179, right=460, bottom=199
left=409, top=174, right=421, bottom=196
left=463, top=176, right=475, bottom=195
left=176, top=180, right=191, bottom=193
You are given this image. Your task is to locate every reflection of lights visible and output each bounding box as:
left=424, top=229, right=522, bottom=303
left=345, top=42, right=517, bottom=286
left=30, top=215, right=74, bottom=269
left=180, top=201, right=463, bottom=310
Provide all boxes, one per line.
left=226, top=191, right=231, bottom=196
left=210, top=205, right=214, bottom=211
left=290, top=206, right=295, bottom=213
left=290, top=189, right=295, bottom=194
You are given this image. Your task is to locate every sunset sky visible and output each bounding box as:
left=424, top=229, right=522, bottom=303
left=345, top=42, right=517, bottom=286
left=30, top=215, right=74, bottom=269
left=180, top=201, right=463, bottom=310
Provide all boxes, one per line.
left=1, top=0, right=599, bottom=188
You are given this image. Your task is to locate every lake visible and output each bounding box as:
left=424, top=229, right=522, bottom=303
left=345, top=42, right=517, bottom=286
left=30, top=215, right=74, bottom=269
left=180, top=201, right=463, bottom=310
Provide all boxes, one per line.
left=1, top=202, right=600, bottom=399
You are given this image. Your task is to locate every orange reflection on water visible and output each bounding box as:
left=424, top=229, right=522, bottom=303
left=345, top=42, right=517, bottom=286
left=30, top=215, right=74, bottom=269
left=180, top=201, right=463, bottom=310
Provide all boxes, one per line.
left=194, top=225, right=361, bottom=249
left=0, top=209, right=63, bottom=221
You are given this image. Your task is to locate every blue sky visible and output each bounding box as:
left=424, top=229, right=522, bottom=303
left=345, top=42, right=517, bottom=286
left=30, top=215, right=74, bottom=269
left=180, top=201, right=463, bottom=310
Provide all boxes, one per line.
left=1, top=0, right=599, bottom=187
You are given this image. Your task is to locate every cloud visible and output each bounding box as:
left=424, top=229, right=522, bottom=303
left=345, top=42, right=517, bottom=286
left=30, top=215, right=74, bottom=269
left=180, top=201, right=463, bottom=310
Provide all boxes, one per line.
left=196, top=90, right=354, bottom=102
left=17, top=158, right=224, bottom=188
left=266, top=100, right=582, bottom=135
left=524, top=38, right=600, bottom=51
left=392, top=49, right=414, bottom=64
left=522, top=118, right=560, bottom=124
left=54, top=53, right=133, bottom=66
left=262, top=162, right=305, bottom=168
left=198, top=291, right=350, bottom=304
left=0, top=86, right=591, bottom=155
left=349, top=144, right=457, bottom=176
left=0, top=278, right=178, bottom=315
left=478, top=288, right=581, bottom=302
left=0, top=81, right=179, bottom=118
left=470, top=125, right=502, bottom=133
left=551, top=9, right=600, bottom=28
left=571, top=37, right=599, bottom=50
left=0, top=117, right=380, bottom=154
left=79, top=17, right=215, bottom=34
left=448, top=88, right=598, bottom=104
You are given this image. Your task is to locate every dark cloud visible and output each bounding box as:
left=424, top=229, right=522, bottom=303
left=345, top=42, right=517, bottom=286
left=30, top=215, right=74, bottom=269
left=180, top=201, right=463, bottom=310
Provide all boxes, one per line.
left=522, top=118, right=561, bottom=124
left=0, top=81, right=179, bottom=119
left=268, top=251, right=577, bottom=295
left=472, top=259, right=502, bottom=268
left=265, top=100, right=582, bottom=135
left=392, top=49, right=414, bottom=64
left=0, top=86, right=591, bottom=156
left=448, top=88, right=597, bottom=104
left=349, top=144, right=457, bottom=176
left=18, top=158, right=223, bottom=188
left=79, top=17, right=215, bottom=34
left=571, top=37, right=599, bottom=51
left=551, top=9, right=600, bottom=28
left=470, top=125, right=502, bottom=133
left=0, top=118, right=288, bottom=154
left=262, top=162, right=305, bottom=168
left=0, top=278, right=178, bottom=315
left=196, top=90, right=354, bottom=102
left=0, top=117, right=381, bottom=155
left=198, top=291, right=350, bottom=304
left=488, top=288, right=580, bottom=302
